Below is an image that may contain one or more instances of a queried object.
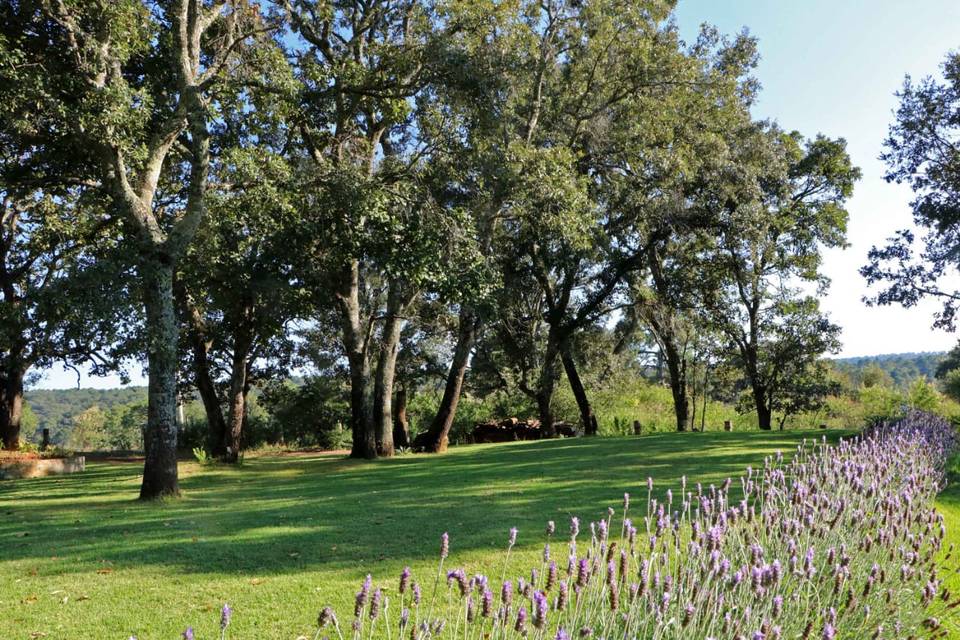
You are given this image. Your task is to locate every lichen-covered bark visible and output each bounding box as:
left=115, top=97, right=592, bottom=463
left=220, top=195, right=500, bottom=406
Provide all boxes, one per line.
left=139, top=259, right=180, bottom=499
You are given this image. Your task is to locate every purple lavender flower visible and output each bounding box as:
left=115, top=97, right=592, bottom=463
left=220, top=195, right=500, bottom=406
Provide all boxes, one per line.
left=369, top=588, right=382, bottom=620
left=399, top=566, right=411, bottom=594
left=570, top=517, right=580, bottom=541
left=501, top=580, right=513, bottom=607
left=318, top=606, right=336, bottom=628
left=514, top=606, right=527, bottom=634
left=557, top=580, right=569, bottom=611
left=508, top=527, right=518, bottom=548
left=182, top=628, right=194, bottom=640
left=481, top=589, right=493, bottom=618
left=220, top=604, right=232, bottom=631
left=532, top=591, right=548, bottom=629
left=440, top=532, right=449, bottom=559
left=546, top=520, right=555, bottom=536
left=576, top=558, right=589, bottom=587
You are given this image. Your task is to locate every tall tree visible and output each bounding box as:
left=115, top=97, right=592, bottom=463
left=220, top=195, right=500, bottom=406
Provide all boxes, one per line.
left=702, top=127, right=858, bottom=429
left=862, top=51, right=960, bottom=330
left=286, top=0, right=482, bottom=458
left=0, top=0, right=272, bottom=496
left=0, top=174, right=130, bottom=450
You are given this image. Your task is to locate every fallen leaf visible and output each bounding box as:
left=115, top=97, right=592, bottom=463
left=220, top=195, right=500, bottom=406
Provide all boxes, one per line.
left=288, top=552, right=300, bottom=558
left=250, top=577, right=264, bottom=586
left=22, top=594, right=38, bottom=604
left=14, top=531, right=29, bottom=538
left=96, top=568, right=113, bottom=575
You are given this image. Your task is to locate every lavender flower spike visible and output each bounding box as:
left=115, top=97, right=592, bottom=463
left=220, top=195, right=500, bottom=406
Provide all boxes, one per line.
left=182, top=628, right=194, bottom=640
left=220, top=603, right=232, bottom=630
left=508, top=527, right=518, bottom=548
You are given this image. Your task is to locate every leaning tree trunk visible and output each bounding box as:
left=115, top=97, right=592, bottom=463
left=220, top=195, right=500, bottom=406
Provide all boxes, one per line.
left=0, top=366, right=25, bottom=450
left=536, top=335, right=562, bottom=437
left=140, top=258, right=181, bottom=499
left=223, top=322, right=252, bottom=463
left=336, top=260, right=376, bottom=459
left=420, top=308, right=478, bottom=453
left=393, top=386, right=410, bottom=449
left=178, top=290, right=227, bottom=457
left=661, top=340, right=689, bottom=432
left=560, top=343, right=597, bottom=436
left=372, top=286, right=408, bottom=458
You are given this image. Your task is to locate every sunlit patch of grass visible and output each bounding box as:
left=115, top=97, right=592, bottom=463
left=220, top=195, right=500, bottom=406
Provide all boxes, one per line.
left=0, top=427, right=912, bottom=640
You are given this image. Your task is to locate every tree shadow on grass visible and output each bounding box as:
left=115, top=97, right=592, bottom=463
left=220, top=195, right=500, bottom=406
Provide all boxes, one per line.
left=0, top=430, right=851, bottom=580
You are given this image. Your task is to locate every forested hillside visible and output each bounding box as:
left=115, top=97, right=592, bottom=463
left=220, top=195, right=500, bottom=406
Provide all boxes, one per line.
left=24, top=387, right=146, bottom=446
left=832, top=352, right=945, bottom=387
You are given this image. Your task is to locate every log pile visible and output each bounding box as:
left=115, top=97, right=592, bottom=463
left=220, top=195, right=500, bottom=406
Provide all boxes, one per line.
left=471, top=417, right=577, bottom=443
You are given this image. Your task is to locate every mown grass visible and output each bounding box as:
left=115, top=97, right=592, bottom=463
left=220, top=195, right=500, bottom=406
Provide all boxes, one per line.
left=936, top=455, right=960, bottom=638
left=4, top=427, right=953, bottom=640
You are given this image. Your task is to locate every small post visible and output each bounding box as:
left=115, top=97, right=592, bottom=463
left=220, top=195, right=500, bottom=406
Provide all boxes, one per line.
left=41, top=428, right=50, bottom=451
left=633, top=420, right=642, bottom=436
left=723, top=420, right=732, bottom=432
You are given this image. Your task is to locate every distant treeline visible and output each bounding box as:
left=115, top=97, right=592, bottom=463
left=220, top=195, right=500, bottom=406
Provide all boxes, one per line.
left=24, top=387, right=146, bottom=446
left=831, top=352, right=945, bottom=388
left=25, top=351, right=948, bottom=449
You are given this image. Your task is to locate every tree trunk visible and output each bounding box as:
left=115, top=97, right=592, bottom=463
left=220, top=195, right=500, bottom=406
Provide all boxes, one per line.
left=536, top=335, right=561, bottom=437
left=661, top=340, right=689, bottom=432
left=754, top=385, right=772, bottom=431
left=0, top=366, right=25, bottom=450
left=393, top=385, right=410, bottom=449
left=177, top=289, right=227, bottom=457
left=372, top=285, right=408, bottom=458
left=223, top=321, right=252, bottom=463
left=420, top=307, right=478, bottom=453
left=140, top=258, right=181, bottom=499
left=560, top=343, right=596, bottom=436
left=336, top=260, right=376, bottom=458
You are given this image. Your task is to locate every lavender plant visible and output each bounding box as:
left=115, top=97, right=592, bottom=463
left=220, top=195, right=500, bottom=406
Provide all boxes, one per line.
left=171, top=413, right=960, bottom=639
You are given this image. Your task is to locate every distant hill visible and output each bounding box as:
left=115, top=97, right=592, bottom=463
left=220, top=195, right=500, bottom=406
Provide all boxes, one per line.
left=24, top=386, right=147, bottom=444
left=831, top=352, right=945, bottom=388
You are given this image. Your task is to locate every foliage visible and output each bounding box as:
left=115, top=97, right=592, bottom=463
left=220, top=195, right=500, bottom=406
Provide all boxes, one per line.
left=258, top=378, right=352, bottom=450
left=834, top=352, right=944, bottom=388
left=192, top=447, right=210, bottom=466
left=862, top=51, right=960, bottom=329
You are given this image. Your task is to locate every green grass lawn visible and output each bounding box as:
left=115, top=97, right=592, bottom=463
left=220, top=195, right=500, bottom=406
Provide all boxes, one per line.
left=4, top=428, right=954, bottom=640
left=937, top=463, right=960, bottom=639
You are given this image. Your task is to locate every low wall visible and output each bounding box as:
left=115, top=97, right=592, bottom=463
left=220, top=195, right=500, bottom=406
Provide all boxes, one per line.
left=0, top=456, right=86, bottom=480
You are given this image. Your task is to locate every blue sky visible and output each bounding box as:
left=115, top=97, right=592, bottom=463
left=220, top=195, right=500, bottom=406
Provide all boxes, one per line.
left=33, top=0, right=960, bottom=389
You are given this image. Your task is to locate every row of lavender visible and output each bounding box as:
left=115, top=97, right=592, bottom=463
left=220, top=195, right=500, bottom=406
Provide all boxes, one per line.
left=180, top=412, right=959, bottom=639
